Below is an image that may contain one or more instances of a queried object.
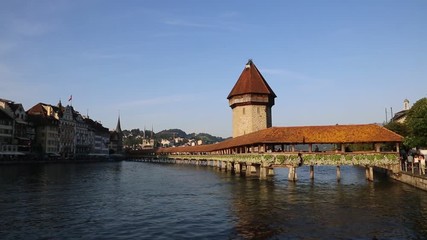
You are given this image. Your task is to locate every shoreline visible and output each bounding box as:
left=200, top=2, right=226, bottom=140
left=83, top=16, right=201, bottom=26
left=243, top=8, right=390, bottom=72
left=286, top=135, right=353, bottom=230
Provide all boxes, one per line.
left=0, top=156, right=125, bottom=165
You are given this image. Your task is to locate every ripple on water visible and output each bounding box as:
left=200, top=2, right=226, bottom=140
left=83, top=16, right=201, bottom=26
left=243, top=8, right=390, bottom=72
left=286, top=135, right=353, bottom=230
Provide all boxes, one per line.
left=1, top=162, right=427, bottom=239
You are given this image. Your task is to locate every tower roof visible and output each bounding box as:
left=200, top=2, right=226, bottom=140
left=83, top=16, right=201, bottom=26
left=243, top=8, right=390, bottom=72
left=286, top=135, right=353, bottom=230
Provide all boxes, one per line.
left=227, top=60, right=277, bottom=99
left=116, top=115, right=122, bottom=132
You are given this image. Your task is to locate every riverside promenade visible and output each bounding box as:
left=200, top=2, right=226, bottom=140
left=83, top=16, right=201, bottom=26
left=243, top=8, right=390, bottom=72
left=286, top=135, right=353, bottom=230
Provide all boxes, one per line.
left=390, top=160, right=427, bottom=191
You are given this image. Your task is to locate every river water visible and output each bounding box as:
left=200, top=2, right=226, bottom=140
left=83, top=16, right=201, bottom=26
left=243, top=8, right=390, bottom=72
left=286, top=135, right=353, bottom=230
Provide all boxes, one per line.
left=1, top=161, right=427, bottom=239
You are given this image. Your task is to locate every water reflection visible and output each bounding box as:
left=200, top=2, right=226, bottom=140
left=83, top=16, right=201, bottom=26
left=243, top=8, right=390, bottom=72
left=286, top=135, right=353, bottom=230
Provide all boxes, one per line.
left=2, top=162, right=427, bottom=239
left=229, top=178, right=280, bottom=239
left=226, top=165, right=427, bottom=239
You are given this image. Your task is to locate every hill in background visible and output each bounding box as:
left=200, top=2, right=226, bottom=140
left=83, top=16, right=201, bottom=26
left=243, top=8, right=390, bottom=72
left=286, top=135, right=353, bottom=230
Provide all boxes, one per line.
left=123, top=128, right=228, bottom=149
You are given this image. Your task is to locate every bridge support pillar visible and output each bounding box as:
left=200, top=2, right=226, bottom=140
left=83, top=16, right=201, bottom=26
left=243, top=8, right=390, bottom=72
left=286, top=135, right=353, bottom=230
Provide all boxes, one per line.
left=366, top=166, right=374, bottom=181
left=260, top=166, right=267, bottom=179
left=235, top=163, right=241, bottom=174
left=260, top=163, right=271, bottom=179
left=230, top=162, right=235, bottom=173
left=228, top=162, right=234, bottom=172
left=336, top=166, right=341, bottom=182
left=241, top=164, right=247, bottom=175
left=310, top=165, right=314, bottom=180
left=268, top=167, right=275, bottom=176
left=221, top=161, right=227, bottom=171
left=246, top=164, right=252, bottom=176
left=288, top=166, right=297, bottom=182
left=253, top=164, right=261, bottom=178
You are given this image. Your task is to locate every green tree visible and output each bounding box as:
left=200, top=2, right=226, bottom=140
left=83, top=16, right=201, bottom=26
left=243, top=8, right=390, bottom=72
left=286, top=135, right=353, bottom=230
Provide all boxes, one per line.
left=404, top=98, right=427, bottom=148
left=384, top=121, right=409, bottom=137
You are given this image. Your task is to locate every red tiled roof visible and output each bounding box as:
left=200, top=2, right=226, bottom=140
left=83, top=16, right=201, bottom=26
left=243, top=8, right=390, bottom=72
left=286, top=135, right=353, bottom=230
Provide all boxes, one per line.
left=157, top=124, right=403, bottom=153
left=227, top=60, right=277, bottom=99
left=27, top=103, right=47, bottom=116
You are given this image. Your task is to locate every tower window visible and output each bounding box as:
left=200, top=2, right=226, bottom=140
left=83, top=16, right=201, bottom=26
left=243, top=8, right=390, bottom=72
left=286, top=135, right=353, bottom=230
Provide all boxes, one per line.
left=243, top=108, right=245, bottom=115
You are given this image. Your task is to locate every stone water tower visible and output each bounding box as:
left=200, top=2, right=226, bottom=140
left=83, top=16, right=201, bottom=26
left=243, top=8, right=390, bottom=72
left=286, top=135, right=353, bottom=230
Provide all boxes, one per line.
left=227, top=60, right=276, bottom=138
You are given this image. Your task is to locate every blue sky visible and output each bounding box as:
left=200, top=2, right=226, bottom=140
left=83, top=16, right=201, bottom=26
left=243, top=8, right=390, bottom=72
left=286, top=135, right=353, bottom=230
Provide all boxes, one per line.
left=1, top=0, right=426, bottom=137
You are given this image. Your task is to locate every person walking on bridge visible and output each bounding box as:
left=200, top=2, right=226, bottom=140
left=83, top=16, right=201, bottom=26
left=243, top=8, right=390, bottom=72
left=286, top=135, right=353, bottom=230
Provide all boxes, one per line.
left=407, top=154, right=413, bottom=173
left=420, top=155, right=426, bottom=175
left=400, top=148, right=407, bottom=171
left=414, top=154, right=420, bottom=174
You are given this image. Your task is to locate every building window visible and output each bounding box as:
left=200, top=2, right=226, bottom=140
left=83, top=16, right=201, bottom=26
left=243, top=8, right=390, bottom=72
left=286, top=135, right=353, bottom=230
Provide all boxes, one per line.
left=243, top=108, right=245, bottom=115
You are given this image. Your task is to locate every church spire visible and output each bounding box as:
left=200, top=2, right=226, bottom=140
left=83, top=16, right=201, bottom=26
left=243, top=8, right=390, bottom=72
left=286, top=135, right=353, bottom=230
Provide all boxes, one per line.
left=115, top=114, right=122, bottom=133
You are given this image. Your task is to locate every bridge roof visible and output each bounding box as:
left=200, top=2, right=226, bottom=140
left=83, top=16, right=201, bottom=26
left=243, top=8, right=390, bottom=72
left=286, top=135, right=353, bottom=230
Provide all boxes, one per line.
left=227, top=60, right=276, bottom=99
left=157, top=124, right=403, bottom=153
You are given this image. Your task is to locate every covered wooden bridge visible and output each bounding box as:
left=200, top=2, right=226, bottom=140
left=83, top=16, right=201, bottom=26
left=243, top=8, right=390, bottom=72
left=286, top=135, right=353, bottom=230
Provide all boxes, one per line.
left=158, top=124, right=402, bottom=155
left=154, top=124, right=403, bottom=181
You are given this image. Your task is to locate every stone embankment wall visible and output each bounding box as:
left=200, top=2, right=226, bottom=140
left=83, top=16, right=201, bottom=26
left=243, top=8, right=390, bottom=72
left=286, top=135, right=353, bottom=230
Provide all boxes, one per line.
left=390, top=172, right=427, bottom=191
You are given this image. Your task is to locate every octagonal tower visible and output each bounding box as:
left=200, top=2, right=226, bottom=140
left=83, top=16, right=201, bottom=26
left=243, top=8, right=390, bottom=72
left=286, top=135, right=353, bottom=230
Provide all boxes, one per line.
left=228, top=60, right=276, bottom=138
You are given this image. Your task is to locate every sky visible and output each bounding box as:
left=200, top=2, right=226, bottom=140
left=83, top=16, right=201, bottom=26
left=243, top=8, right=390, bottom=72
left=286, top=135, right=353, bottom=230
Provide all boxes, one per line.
left=1, top=0, right=426, bottom=138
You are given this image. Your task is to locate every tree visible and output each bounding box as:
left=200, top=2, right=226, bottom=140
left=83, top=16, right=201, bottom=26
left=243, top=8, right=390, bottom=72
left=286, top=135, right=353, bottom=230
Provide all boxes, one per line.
left=384, top=121, right=409, bottom=137
left=404, top=98, right=427, bottom=148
